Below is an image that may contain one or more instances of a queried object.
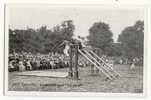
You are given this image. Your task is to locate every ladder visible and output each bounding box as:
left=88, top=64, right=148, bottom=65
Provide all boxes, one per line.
left=78, top=48, right=120, bottom=80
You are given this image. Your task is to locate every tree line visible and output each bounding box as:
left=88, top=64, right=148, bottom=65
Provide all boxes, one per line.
left=88, top=20, right=144, bottom=59
left=9, top=20, right=75, bottom=54
left=9, top=20, right=144, bottom=59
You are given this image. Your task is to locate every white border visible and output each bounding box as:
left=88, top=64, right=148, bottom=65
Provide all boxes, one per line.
left=4, top=3, right=149, bottom=97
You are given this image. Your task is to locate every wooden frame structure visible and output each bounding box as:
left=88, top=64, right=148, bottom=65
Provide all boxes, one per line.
left=68, top=44, right=79, bottom=79
left=68, top=43, right=120, bottom=80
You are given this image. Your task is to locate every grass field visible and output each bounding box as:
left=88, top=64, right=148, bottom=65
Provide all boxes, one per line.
left=8, top=64, right=143, bottom=93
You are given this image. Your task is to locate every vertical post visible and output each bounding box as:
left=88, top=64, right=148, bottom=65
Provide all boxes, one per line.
left=68, top=45, right=73, bottom=78
left=95, top=48, right=99, bottom=74
left=90, top=64, right=94, bottom=75
left=73, top=44, right=79, bottom=79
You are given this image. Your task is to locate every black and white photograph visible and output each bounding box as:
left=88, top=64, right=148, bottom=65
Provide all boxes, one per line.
left=4, top=4, right=145, bottom=95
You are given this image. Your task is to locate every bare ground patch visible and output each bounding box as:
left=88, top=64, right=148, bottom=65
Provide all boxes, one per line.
left=8, top=64, right=143, bottom=93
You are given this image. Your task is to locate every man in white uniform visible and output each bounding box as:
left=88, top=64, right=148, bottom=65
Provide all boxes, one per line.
left=63, top=40, right=70, bottom=57
left=58, top=40, right=70, bottom=57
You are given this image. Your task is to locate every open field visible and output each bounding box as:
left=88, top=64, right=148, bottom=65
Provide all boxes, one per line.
left=8, top=64, right=143, bottom=93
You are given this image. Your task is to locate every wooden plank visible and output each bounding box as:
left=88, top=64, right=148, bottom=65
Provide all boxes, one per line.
left=78, top=50, right=113, bottom=80
left=83, top=50, right=115, bottom=78
left=89, top=50, right=120, bottom=77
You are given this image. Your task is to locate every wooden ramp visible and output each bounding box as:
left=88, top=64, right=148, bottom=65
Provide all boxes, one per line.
left=79, top=49, right=120, bottom=80
left=15, top=71, right=68, bottom=78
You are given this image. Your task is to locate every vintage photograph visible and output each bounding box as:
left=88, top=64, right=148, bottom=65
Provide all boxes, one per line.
left=5, top=4, right=145, bottom=94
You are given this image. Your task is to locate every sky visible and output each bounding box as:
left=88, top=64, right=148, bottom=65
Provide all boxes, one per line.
left=8, top=5, right=144, bottom=42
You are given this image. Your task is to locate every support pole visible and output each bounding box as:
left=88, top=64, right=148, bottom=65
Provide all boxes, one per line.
left=90, top=64, right=95, bottom=75
left=68, top=45, right=73, bottom=78
left=94, top=49, right=99, bottom=74
left=73, top=44, right=79, bottom=79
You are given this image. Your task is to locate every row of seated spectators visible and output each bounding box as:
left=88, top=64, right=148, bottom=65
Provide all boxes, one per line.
left=9, top=52, right=142, bottom=72
left=9, top=52, right=70, bottom=72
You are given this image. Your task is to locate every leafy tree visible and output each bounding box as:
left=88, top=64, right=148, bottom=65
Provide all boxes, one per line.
left=9, top=29, right=26, bottom=53
left=61, top=20, right=75, bottom=41
left=107, top=43, right=122, bottom=56
left=118, top=20, right=144, bottom=59
left=9, top=20, right=75, bottom=54
left=87, top=21, right=113, bottom=55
